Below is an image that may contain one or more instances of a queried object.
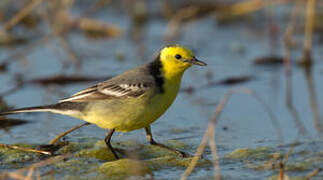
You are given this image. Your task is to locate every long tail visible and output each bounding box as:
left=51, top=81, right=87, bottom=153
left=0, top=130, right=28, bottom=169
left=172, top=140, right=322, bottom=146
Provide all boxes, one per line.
left=0, top=102, right=87, bottom=117
left=0, top=105, right=57, bottom=116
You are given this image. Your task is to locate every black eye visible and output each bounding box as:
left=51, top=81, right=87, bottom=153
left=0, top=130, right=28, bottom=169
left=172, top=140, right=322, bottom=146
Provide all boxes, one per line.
left=175, top=54, right=182, bottom=59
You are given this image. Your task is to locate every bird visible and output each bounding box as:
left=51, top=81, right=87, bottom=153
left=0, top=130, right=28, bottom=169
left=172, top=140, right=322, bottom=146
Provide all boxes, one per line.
left=0, top=45, right=207, bottom=159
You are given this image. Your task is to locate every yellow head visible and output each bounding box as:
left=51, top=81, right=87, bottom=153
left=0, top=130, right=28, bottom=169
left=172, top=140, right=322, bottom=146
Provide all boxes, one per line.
left=159, top=45, right=207, bottom=79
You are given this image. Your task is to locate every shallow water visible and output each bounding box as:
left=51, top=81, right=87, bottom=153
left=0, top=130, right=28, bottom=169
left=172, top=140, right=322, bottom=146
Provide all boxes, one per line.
left=0, top=1, right=323, bottom=179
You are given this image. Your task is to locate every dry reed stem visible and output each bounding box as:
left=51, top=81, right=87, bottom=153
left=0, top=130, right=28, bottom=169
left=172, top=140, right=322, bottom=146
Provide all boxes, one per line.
left=305, top=168, right=322, bottom=180
left=264, top=152, right=280, bottom=170
left=179, top=123, right=211, bottom=180
left=290, top=0, right=321, bottom=135
left=57, top=35, right=82, bottom=70
left=263, top=0, right=279, bottom=55
left=49, top=122, right=90, bottom=144
left=208, top=125, right=221, bottom=180
left=36, top=169, right=41, bottom=180
left=77, top=17, right=122, bottom=37
left=284, top=0, right=309, bottom=137
left=0, top=0, right=84, bottom=71
left=281, top=142, right=296, bottom=169
left=219, top=0, right=265, bottom=17
left=161, top=0, right=173, bottom=19
left=241, top=89, right=284, bottom=142
left=1, top=172, right=31, bottom=180
left=44, top=39, right=71, bottom=71
left=165, top=0, right=289, bottom=43
left=181, top=87, right=279, bottom=179
left=39, top=1, right=121, bottom=70
left=43, top=1, right=82, bottom=70
left=17, top=154, right=68, bottom=171
left=180, top=91, right=232, bottom=180
left=0, top=154, right=70, bottom=179
left=303, top=67, right=323, bottom=133
left=0, top=143, right=51, bottom=155
left=164, top=6, right=199, bottom=42
left=278, top=162, right=285, bottom=180
left=302, top=0, right=316, bottom=64
left=217, top=0, right=289, bottom=18
left=26, top=167, right=34, bottom=180
left=2, top=0, right=43, bottom=32
left=228, top=88, right=283, bottom=143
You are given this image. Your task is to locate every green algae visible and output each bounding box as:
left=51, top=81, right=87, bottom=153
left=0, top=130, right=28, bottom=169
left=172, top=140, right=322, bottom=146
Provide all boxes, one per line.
left=60, top=175, right=109, bottom=180
left=3, top=139, right=322, bottom=180
left=93, top=140, right=107, bottom=148
left=164, top=139, right=189, bottom=150
left=145, top=155, right=211, bottom=170
left=137, top=139, right=190, bottom=159
left=0, top=143, right=34, bottom=150
left=267, top=174, right=309, bottom=180
left=0, top=152, right=35, bottom=166
left=55, top=158, right=99, bottom=173
left=55, top=138, right=116, bottom=161
left=56, top=138, right=99, bottom=154
left=225, top=147, right=274, bottom=160
left=75, top=139, right=135, bottom=161
left=92, top=139, right=190, bottom=159
left=95, top=139, right=139, bottom=150
left=76, top=147, right=116, bottom=161
left=284, top=161, right=312, bottom=171
left=246, top=158, right=319, bottom=174
left=0, top=144, right=41, bottom=167
left=99, top=158, right=152, bottom=179
left=56, top=142, right=90, bottom=154
left=225, top=146, right=323, bottom=179
left=42, top=158, right=101, bottom=180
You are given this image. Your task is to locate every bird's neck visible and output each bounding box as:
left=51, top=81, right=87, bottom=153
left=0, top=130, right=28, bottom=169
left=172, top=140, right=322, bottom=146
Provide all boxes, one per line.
left=149, top=57, right=185, bottom=93
left=159, top=60, right=185, bottom=94
left=162, top=68, right=184, bottom=84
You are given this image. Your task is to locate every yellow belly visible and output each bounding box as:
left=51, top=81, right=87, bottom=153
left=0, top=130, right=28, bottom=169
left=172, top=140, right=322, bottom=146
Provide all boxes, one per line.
left=80, top=84, right=179, bottom=132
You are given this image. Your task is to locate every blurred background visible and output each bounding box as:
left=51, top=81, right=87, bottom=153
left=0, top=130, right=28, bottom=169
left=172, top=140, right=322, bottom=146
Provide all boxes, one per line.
left=0, top=0, right=323, bottom=179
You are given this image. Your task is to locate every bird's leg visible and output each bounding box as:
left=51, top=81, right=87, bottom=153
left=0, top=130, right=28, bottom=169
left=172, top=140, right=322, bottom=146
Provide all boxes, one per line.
left=49, top=122, right=91, bottom=144
left=145, top=126, right=190, bottom=158
left=104, top=129, right=119, bottom=159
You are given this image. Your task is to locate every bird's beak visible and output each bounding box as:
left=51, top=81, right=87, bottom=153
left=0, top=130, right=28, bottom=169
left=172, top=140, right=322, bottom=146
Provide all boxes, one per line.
left=186, top=57, right=207, bottom=66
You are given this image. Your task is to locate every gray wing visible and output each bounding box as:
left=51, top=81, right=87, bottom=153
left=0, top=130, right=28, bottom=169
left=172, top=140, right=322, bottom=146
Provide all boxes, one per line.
left=59, top=65, right=155, bottom=102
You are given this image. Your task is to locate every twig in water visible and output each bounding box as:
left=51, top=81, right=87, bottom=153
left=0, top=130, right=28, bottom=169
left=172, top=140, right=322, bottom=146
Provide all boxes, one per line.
left=303, top=67, right=323, bottom=134
left=180, top=91, right=232, bottom=180
left=240, top=89, right=284, bottom=143
left=57, top=35, right=82, bottom=71
left=305, top=168, right=322, bottom=180
left=283, top=0, right=309, bottom=138
left=0, top=144, right=51, bottom=155
left=180, top=87, right=282, bottom=180
left=0, top=154, right=70, bottom=179
left=1, top=0, right=44, bottom=32
left=40, top=0, right=82, bottom=71
left=278, top=162, right=285, bottom=180
left=216, top=0, right=289, bottom=21
left=300, top=0, right=316, bottom=66
left=49, top=122, right=91, bottom=144
left=208, top=124, right=221, bottom=180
